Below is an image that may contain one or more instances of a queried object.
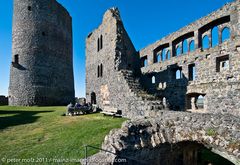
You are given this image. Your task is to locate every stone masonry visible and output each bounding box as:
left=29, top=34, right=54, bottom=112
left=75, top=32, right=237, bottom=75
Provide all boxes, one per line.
left=86, top=8, right=165, bottom=119
left=86, top=0, right=240, bottom=118
left=91, top=112, right=240, bottom=164
left=9, top=0, right=75, bottom=106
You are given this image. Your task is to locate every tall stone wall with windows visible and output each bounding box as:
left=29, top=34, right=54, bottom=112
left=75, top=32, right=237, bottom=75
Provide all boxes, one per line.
left=9, top=0, right=75, bottom=106
left=86, top=0, right=240, bottom=117
left=139, top=0, right=240, bottom=116
left=86, top=8, right=142, bottom=118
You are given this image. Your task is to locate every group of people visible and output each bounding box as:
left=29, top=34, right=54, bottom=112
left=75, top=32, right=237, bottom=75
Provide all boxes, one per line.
left=66, top=102, right=92, bottom=116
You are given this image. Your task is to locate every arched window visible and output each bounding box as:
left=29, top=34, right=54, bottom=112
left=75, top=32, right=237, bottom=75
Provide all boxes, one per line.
left=222, top=27, right=230, bottom=43
left=97, top=65, right=100, bottom=77
left=100, top=35, right=103, bottom=49
left=182, top=39, right=188, bottom=54
left=202, top=35, right=210, bottom=50
left=166, top=50, right=171, bottom=60
left=157, top=54, right=161, bottom=62
left=189, top=40, right=195, bottom=52
left=211, top=26, right=219, bottom=47
left=176, top=46, right=181, bottom=56
left=97, top=35, right=103, bottom=51
left=152, top=76, right=155, bottom=84
left=100, top=63, right=103, bottom=77
left=144, top=59, right=148, bottom=67
left=97, top=38, right=100, bottom=52
left=158, top=82, right=163, bottom=89
left=176, top=69, right=182, bottom=79
left=162, top=48, right=166, bottom=61
left=163, top=82, right=167, bottom=89
left=196, top=95, right=204, bottom=109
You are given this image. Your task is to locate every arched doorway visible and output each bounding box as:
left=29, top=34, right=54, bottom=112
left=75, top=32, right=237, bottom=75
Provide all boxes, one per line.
left=91, top=92, right=96, bottom=104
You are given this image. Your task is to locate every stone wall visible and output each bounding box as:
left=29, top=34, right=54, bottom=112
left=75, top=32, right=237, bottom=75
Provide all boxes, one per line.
left=91, top=112, right=240, bottom=165
left=86, top=1, right=240, bottom=117
left=9, top=0, right=75, bottom=106
left=138, top=0, right=240, bottom=115
left=86, top=8, right=162, bottom=118
left=86, top=8, right=124, bottom=109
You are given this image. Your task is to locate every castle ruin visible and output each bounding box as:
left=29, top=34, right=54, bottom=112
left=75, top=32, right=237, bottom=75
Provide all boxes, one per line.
left=9, top=0, right=75, bottom=106
left=86, top=0, right=240, bottom=118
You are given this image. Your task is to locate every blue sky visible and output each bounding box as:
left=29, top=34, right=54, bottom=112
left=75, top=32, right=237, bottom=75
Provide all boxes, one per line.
left=0, top=0, right=233, bottom=97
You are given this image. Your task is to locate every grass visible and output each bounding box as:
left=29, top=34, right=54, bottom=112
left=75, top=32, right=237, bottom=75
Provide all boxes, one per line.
left=0, top=106, right=126, bottom=164
left=206, top=128, right=217, bottom=136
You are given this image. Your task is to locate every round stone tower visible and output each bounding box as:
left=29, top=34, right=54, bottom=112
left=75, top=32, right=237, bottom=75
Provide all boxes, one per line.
left=9, top=0, right=75, bottom=106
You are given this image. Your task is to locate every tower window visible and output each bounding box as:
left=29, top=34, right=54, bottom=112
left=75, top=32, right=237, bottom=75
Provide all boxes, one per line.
left=97, top=64, right=103, bottom=77
left=100, top=35, right=103, bottom=49
left=28, top=6, right=32, bottom=11
left=42, top=32, right=46, bottom=36
left=97, top=35, right=103, bottom=52
left=100, top=63, right=103, bottom=77
left=97, top=65, right=100, bottom=77
left=14, top=54, right=19, bottom=64
left=97, top=38, right=100, bottom=52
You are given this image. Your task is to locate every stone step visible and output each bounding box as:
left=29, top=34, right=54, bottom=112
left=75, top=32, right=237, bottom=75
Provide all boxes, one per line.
left=121, top=69, right=162, bottom=104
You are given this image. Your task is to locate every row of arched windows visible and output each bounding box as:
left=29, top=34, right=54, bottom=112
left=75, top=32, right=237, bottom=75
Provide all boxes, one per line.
left=202, top=26, right=230, bottom=50
left=176, top=26, right=230, bottom=56
left=143, top=26, right=231, bottom=67
left=157, top=48, right=171, bottom=62
left=97, top=64, right=103, bottom=77
left=176, top=40, right=195, bottom=57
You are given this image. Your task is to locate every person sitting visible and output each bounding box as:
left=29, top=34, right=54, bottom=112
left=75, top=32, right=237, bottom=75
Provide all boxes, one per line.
left=66, top=102, right=74, bottom=115
left=75, top=103, right=81, bottom=109
left=74, top=103, right=82, bottom=114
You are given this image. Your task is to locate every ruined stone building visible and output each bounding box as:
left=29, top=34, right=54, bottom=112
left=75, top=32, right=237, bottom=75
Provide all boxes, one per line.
left=9, top=0, right=75, bottom=106
left=86, top=0, right=240, bottom=118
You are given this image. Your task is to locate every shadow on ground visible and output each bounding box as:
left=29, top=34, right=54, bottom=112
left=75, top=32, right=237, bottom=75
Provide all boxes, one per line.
left=0, top=110, right=54, bottom=130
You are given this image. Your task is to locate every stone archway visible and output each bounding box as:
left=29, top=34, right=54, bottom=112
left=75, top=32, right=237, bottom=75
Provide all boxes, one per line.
left=91, top=112, right=240, bottom=165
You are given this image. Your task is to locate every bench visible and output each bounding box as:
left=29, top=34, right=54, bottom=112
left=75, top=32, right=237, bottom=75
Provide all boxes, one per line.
left=100, top=106, right=122, bottom=117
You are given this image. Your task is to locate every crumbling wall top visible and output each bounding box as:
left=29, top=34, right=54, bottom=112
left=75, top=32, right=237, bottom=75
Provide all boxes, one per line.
left=103, top=7, right=121, bottom=22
